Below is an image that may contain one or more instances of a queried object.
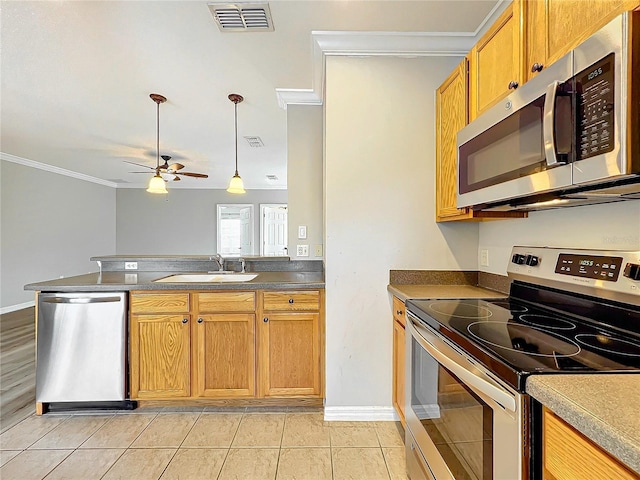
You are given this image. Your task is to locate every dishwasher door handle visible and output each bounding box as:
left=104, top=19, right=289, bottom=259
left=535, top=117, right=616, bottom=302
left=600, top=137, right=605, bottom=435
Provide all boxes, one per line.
left=42, top=296, right=123, bottom=304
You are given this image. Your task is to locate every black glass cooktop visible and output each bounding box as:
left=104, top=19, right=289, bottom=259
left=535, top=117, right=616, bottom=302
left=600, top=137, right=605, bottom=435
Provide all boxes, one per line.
left=406, top=286, right=640, bottom=391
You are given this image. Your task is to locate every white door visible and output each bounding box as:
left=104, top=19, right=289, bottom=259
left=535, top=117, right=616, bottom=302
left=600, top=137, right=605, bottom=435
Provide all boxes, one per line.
left=240, top=206, right=253, bottom=255
left=261, top=204, right=288, bottom=256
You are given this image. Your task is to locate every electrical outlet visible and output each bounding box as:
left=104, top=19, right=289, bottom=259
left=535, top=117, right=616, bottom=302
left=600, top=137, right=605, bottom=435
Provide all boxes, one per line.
left=298, top=225, right=307, bottom=239
left=314, top=245, right=323, bottom=257
left=124, top=261, right=138, bottom=270
left=297, top=244, right=309, bottom=257
left=480, top=249, right=489, bottom=267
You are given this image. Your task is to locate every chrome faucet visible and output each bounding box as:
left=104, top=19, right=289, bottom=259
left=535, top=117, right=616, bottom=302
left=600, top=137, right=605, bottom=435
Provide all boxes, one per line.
left=210, top=254, right=224, bottom=272
left=239, top=258, right=246, bottom=273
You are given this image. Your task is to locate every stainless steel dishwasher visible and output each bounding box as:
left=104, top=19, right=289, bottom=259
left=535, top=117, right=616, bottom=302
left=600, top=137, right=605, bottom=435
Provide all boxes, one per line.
left=36, top=292, right=128, bottom=404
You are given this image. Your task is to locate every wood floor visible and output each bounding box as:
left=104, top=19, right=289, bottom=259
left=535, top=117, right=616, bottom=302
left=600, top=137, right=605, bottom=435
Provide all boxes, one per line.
left=0, top=307, right=36, bottom=433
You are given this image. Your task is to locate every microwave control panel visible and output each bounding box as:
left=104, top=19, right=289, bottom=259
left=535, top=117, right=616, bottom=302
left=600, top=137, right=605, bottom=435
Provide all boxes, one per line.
left=577, top=53, right=615, bottom=160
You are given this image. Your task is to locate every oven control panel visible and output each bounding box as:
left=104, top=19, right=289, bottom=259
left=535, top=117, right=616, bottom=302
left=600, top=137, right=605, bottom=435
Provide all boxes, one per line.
left=507, top=246, right=640, bottom=306
left=554, top=253, right=623, bottom=282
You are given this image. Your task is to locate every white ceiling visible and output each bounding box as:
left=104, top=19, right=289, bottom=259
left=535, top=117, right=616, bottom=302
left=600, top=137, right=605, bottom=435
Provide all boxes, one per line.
left=1, top=0, right=502, bottom=190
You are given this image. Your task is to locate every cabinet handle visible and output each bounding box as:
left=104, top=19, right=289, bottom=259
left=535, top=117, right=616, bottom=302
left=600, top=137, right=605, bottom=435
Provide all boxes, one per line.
left=396, top=310, right=403, bottom=315
left=263, top=317, right=269, bottom=323
left=197, top=318, right=203, bottom=324
left=182, top=318, right=188, bottom=324
left=288, top=298, right=294, bottom=304
left=508, top=80, right=519, bottom=90
left=531, top=62, right=544, bottom=73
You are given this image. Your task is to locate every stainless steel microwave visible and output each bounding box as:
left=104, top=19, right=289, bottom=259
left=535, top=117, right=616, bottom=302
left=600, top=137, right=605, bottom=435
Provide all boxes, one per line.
left=457, top=11, right=640, bottom=212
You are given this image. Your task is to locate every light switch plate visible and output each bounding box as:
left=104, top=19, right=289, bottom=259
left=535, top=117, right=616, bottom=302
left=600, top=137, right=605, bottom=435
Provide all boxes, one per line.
left=125, top=261, right=138, bottom=270
left=298, top=225, right=307, bottom=239
left=314, top=245, right=323, bottom=257
left=480, top=249, right=489, bottom=267
left=297, top=244, right=309, bottom=257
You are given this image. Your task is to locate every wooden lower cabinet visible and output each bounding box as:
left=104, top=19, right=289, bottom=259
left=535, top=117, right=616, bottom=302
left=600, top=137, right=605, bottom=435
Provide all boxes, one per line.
left=392, top=296, right=406, bottom=425
left=194, top=313, right=255, bottom=397
left=130, top=313, right=191, bottom=399
left=129, top=289, right=324, bottom=402
left=259, top=312, right=322, bottom=397
left=543, top=407, right=639, bottom=480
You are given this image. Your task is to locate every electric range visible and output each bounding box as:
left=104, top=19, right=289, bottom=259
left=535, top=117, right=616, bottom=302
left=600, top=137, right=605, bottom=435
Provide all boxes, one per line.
left=404, top=246, right=640, bottom=480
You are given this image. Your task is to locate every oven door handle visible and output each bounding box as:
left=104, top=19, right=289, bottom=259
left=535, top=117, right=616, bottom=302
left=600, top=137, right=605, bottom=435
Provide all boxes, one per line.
left=409, top=316, right=517, bottom=413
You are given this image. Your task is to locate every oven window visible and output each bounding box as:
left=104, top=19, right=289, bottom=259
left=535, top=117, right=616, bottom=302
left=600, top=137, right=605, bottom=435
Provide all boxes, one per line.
left=411, top=338, right=493, bottom=480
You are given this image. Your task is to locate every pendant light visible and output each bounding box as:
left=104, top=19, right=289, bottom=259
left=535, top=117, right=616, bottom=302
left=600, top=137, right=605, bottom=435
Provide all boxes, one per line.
left=227, top=93, right=246, bottom=194
left=147, top=93, right=168, bottom=194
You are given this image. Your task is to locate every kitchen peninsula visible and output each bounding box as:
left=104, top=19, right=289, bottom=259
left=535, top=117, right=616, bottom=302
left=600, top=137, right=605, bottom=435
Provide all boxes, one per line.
left=25, top=256, right=325, bottom=414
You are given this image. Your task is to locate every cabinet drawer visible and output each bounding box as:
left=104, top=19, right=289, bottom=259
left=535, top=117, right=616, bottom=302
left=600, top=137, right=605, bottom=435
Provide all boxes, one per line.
left=263, top=291, right=320, bottom=311
left=197, top=292, right=256, bottom=312
left=130, top=292, right=190, bottom=314
left=392, top=296, right=406, bottom=327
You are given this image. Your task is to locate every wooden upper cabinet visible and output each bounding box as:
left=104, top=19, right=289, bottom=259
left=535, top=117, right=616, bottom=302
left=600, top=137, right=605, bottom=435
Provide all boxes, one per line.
left=469, top=1, right=523, bottom=121
left=435, top=60, right=526, bottom=222
left=525, top=0, right=640, bottom=81
left=436, top=59, right=469, bottom=221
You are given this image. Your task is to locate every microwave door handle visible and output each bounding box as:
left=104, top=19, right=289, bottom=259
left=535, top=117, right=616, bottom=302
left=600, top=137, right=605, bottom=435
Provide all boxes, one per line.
left=543, top=80, right=564, bottom=166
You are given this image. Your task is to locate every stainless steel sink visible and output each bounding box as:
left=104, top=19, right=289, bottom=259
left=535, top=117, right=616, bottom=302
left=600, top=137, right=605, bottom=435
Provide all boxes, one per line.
left=153, top=273, right=258, bottom=283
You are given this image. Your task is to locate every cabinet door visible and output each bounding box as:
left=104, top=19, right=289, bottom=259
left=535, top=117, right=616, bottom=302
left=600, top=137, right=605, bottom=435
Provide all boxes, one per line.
left=436, top=59, right=469, bottom=221
left=259, top=312, right=321, bottom=397
left=543, top=407, right=637, bottom=480
left=526, top=0, right=638, bottom=81
left=469, top=1, right=522, bottom=120
left=194, top=314, right=255, bottom=397
left=130, top=314, right=191, bottom=399
left=392, top=319, right=406, bottom=426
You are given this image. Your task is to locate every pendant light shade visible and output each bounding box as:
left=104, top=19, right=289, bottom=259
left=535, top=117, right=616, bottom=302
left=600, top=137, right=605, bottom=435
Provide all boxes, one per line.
left=147, top=93, right=168, bottom=194
left=227, top=93, right=246, bottom=194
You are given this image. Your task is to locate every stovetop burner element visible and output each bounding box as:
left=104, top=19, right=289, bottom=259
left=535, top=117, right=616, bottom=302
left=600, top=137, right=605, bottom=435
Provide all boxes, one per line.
left=575, top=334, right=640, bottom=357
left=518, top=315, right=576, bottom=330
left=467, top=321, right=581, bottom=357
left=427, top=301, right=493, bottom=319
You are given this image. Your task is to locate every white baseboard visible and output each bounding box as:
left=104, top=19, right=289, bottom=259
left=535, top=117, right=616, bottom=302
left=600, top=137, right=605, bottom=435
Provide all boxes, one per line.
left=324, top=406, right=399, bottom=422
left=0, top=301, right=35, bottom=315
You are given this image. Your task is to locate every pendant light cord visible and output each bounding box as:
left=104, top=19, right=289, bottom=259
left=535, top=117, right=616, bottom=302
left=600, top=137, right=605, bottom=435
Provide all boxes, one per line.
left=234, top=100, right=239, bottom=176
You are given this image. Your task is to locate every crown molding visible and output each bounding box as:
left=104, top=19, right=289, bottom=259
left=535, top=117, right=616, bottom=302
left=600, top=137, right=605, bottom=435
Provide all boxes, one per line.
left=1, top=152, right=118, bottom=188
left=276, top=0, right=509, bottom=110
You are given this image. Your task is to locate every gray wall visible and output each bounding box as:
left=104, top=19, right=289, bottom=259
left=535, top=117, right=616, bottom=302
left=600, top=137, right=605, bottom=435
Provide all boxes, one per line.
left=1, top=160, right=116, bottom=309
left=116, top=188, right=287, bottom=255
left=287, top=105, right=324, bottom=260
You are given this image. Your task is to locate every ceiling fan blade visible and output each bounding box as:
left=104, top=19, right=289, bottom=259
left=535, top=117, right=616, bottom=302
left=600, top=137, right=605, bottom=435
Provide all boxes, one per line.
left=123, top=160, right=154, bottom=170
left=168, top=163, right=185, bottom=171
left=172, top=175, right=181, bottom=181
left=177, top=172, right=208, bottom=178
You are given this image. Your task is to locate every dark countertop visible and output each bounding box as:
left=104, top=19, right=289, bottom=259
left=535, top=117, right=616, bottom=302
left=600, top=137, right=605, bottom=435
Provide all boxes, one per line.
left=24, top=270, right=325, bottom=292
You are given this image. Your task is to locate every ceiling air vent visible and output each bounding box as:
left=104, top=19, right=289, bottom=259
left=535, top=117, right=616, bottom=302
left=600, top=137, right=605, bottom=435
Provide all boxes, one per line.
left=244, top=136, right=264, bottom=147
left=208, top=3, right=274, bottom=32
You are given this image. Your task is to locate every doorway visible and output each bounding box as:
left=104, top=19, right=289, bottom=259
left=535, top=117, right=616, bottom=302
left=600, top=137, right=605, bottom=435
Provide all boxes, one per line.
left=260, top=204, right=288, bottom=256
left=216, top=204, right=254, bottom=255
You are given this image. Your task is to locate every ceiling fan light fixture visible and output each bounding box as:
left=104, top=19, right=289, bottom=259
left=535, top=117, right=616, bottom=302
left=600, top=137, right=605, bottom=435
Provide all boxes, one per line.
left=147, top=173, right=168, bottom=194
left=227, top=93, right=246, bottom=194
left=148, top=93, right=168, bottom=194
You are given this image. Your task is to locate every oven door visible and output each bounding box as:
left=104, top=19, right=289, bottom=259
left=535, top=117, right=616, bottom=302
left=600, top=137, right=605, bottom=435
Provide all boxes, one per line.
left=405, top=313, right=524, bottom=480
left=456, top=53, right=574, bottom=210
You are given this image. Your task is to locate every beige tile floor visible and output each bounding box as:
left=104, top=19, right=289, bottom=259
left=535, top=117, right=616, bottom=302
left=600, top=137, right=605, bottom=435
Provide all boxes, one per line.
left=0, top=407, right=408, bottom=480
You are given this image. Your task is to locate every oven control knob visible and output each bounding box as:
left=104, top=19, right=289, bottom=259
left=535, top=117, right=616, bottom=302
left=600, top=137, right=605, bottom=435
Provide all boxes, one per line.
left=525, top=255, right=539, bottom=267
left=512, top=254, right=526, bottom=265
left=623, top=263, right=640, bottom=280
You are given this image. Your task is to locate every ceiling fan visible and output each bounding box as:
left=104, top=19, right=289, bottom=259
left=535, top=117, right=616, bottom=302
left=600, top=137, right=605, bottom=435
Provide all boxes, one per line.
left=126, top=155, right=209, bottom=182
